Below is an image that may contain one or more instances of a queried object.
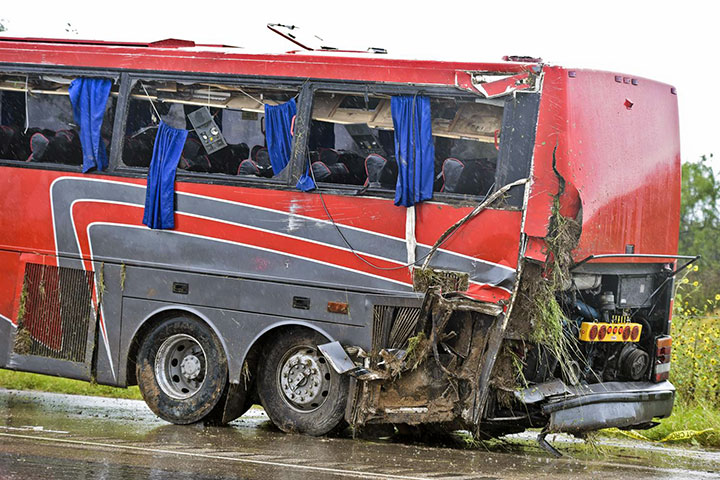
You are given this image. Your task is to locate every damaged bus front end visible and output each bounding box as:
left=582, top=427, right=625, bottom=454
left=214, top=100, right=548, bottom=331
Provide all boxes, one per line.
left=322, top=65, right=683, bottom=446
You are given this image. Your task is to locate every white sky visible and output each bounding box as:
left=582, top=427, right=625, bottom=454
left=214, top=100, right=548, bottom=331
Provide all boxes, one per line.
left=1, top=0, right=717, bottom=165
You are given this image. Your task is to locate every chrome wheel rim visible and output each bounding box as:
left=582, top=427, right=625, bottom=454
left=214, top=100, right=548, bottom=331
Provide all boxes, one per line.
left=277, top=345, right=331, bottom=412
left=155, top=334, right=207, bottom=400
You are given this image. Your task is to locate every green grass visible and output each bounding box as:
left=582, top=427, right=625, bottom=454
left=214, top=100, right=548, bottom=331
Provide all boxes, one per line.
left=602, top=403, right=720, bottom=448
left=0, top=369, right=142, bottom=400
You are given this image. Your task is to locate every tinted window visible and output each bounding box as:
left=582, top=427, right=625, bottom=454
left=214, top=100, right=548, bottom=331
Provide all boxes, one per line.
left=307, top=91, right=503, bottom=197
left=121, top=79, right=298, bottom=179
left=0, top=74, right=116, bottom=168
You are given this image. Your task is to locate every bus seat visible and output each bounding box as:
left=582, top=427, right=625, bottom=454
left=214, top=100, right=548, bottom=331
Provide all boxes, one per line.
left=440, top=157, right=464, bottom=193
left=311, top=161, right=332, bottom=182
left=180, top=137, right=211, bottom=172
left=318, top=148, right=339, bottom=165
left=27, top=132, right=50, bottom=162
left=238, top=159, right=261, bottom=176
left=312, top=161, right=351, bottom=183
left=250, top=145, right=264, bottom=162
left=364, top=154, right=397, bottom=189
left=337, top=151, right=365, bottom=184
left=441, top=157, right=496, bottom=195
left=255, top=147, right=270, bottom=167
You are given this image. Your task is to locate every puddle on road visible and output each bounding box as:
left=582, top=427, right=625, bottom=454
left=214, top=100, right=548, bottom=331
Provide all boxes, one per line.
left=1, top=388, right=718, bottom=480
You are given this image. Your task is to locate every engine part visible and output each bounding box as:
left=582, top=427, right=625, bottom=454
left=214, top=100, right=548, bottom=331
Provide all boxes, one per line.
left=599, top=291, right=615, bottom=322
left=618, top=344, right=650, bottom=381
left=574, top=300, right=599, bottom=321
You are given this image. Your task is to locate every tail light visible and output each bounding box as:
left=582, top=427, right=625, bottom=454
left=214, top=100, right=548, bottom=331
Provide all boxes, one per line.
left=654, top=335, right=672, bottom=382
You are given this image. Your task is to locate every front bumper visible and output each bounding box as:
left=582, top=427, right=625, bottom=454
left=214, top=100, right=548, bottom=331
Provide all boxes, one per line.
left=516, top=380, right=675, bottom=434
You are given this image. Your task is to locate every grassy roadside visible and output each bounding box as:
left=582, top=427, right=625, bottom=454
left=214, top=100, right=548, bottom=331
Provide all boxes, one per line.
left=601, top=403, right=720, bottom=448
left=2, top=369, right=718, bottom=448
left=0, top=369, right=142, bottom=400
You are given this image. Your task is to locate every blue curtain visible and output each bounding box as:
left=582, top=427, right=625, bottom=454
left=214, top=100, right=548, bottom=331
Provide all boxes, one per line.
left=391, top=95, right=435, bottom=206
left=143, top=121, right=188, bottom=229
left=265, top=98, right=315, bottom=191
left=68, top=78, right=112, bottom=173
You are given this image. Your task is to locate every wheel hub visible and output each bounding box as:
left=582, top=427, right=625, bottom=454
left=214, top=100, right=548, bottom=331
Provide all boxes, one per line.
left=155, top=334, right=207, bottom=400
left=278, top=348, right=331, bottom=411
left=180, top=354, right=202, bottom=380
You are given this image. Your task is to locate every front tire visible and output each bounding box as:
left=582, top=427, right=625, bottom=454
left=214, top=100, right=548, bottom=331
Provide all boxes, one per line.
left=257, top=328, right=349, bottom=435
left=136, top=315, right=228, bottom=424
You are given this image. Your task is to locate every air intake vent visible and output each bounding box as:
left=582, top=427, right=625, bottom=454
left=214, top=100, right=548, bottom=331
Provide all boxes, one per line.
left=14, top=263, right=94, bottom=363
left=372, top=305, right=421, bottom=352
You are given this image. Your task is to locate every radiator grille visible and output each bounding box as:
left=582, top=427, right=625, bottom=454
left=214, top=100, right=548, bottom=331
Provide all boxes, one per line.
left=14, top=263, right=95, bottom=363
left=372, top=305, right=421, bottom=352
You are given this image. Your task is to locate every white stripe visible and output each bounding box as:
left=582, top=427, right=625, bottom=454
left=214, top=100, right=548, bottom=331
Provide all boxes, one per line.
left=51, top=176, right=516, bottom=274
left=70, top=199, right=409, bottom=270
left=71, top=198, right=510, bottom=293
left=86, top=222, right=412, bottom=288
left=0, top=313, right=16, bottom=328
left=0, top=432, right=429, bottom=480
left=655, top=363, right=671, bottom=374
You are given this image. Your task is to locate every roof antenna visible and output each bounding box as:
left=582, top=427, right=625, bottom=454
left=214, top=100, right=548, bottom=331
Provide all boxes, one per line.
left=267, top=24, right=318, bottom=51
left=267, top=23, right=386, bottom=54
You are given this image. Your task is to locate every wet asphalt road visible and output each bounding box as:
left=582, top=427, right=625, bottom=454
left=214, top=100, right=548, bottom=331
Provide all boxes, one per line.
left=0, top=388, right=718, bottom=480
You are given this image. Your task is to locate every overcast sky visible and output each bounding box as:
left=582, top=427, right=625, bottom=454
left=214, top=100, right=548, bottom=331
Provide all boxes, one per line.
left=2, top=0, right=716, bottom=165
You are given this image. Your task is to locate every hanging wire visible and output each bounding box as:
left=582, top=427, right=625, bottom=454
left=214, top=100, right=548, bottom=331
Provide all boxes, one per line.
left=23, top=76, right=29, bottom=133
left=235, top=86, right=265, bottom=107
left=307, top=143, right=527, bottom=272
left=140, top=81, right=161, bottom=121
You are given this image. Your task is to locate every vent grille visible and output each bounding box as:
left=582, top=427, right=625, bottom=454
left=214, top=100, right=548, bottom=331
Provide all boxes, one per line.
left=372, top=305, right=421, bottom=352
left=14, top=263, right=95, bottom=363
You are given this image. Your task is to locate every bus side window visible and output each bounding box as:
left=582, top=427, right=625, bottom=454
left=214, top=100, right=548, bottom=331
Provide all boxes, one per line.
left=0, top=74, right=116, bottom=168
left=308, top=92, right=397, bottom=188
left=306, top=91, right=503, bottom=198
left=120, top=80, right=297, bottom=180
left=430, top=98, right=502, bottom=197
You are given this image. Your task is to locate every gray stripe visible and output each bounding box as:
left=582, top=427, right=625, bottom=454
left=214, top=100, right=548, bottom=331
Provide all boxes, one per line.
left=51, top=177, right=516, bottom=290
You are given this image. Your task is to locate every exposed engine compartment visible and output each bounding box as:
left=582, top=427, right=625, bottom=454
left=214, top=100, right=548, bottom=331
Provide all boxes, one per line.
left=517, top=263, right=674, bottom=387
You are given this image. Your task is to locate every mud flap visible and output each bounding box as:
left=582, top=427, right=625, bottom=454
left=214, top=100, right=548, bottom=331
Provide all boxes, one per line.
left=220, top=381, right=251, bottom=424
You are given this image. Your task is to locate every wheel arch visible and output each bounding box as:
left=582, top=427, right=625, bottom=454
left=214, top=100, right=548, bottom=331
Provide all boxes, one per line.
left=235, top=320, right=337, bottom=385
left=125, top=305, right=232, bottom=386
left=126, top=309, right=337, bottom=387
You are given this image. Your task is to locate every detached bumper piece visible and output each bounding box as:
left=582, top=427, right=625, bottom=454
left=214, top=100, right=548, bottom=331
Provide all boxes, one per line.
left=517, top=380, right=675, bottom=434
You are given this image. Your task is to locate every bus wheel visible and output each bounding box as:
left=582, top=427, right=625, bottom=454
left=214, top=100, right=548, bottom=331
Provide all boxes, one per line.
left=135, top=316, right=228, bottom=425
left=257, top=328, right=349, bottom=435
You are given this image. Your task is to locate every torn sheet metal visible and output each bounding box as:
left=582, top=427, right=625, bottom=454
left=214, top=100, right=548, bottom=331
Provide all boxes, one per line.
left=318, top=341, right=356, bottom=374
left=471, top=72, right=541, bottom=98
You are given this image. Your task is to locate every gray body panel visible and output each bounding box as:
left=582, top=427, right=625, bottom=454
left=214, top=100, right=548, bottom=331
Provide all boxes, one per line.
left=12, top=175, right=508, bottom=386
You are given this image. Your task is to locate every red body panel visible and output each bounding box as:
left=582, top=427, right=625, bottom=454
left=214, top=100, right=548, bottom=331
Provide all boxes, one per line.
left=526, top=66, right=680, bottom=262
left=0, top=38, right=534, bottom=91
left=0, top=168, right=522, bottom=324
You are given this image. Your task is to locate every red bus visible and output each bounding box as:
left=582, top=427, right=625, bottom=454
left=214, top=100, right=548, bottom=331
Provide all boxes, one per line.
left=0, top=35, right=684, bottom=447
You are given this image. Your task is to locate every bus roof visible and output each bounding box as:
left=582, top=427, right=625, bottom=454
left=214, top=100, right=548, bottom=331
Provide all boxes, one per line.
left=0, top=36, right=539, bottom=89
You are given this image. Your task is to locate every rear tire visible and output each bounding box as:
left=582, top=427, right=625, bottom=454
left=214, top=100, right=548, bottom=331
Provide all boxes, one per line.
left=257, top=328, right=349, bottom=435
left=136, top=315, right=228, bottom=424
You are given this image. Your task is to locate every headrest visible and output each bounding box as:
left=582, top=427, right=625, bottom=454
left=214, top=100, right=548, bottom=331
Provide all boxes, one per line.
left=255, top=148, right=270, bottom=167
left=365, top=154, right=387, bottom=187
left=238, top=159, right=260, bottom=176
left=251, top=145, right=264, bottom=162
left=311, top=162, right=333, bottom=182
left=28, top=133, right=50, bottom=162
left=441, top=158, right=464, bottom=193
